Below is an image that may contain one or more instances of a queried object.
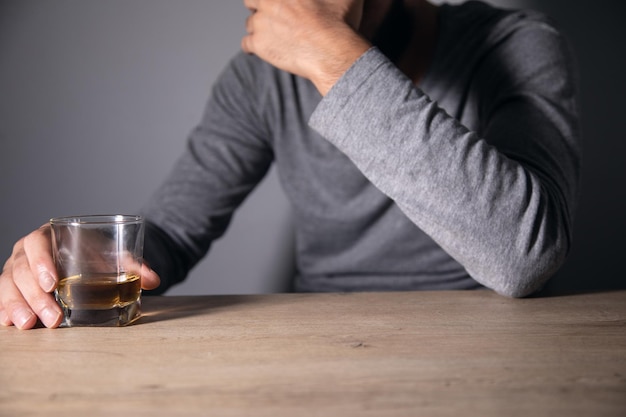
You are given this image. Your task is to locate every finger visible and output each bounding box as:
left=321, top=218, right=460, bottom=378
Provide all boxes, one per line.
left=23, top=224, right=57, bottom=293
left=11, top=253, right=62, bottom=328
left=241, top=34, right=254, bottom=54
left=0, top=270, right=38, bottom=329
left=242, top=13, right=257, bottom=54
left=119, top=253, right=159, bottom=290
left=243, top=0, right=259, bottom=12
left=245, top=13, right=254, bottom=34
left=140, top=263, right=160, bottom=291
left=0, top=307, right=11, bottom=326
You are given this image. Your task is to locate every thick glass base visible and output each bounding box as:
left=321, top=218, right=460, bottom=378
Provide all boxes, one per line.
left=57, top=298, right=141, bottom=327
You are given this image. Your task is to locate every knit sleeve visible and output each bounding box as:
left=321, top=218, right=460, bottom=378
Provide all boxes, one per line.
left=309, top=18, right=581, bottom=297
left=141, top=53, right=274, bottom=293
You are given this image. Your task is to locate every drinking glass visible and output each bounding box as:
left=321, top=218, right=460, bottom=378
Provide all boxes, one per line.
left=50, top=215, right=144, bottom=327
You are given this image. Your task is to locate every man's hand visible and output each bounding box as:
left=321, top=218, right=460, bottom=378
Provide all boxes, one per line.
left=0, top=224, right=160, bottom=330
left=241, top=0, right=371, bottom=96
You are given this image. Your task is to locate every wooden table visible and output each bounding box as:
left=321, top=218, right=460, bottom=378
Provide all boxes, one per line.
left=1, top=291, right=625, bottom=416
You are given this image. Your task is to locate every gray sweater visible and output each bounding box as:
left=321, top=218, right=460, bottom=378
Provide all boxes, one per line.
left=143, top=1, right=581, bottom=297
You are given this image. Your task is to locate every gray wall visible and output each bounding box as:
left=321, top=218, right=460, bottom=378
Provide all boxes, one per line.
left=522, top=0, right=626, bottom=294
left=1, top=1, right=624, bottom=295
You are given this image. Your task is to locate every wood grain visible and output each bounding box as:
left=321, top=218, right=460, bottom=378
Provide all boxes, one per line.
left=1, top=291, right=625, bottom=417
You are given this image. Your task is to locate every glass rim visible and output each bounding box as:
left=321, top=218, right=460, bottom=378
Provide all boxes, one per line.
left=50, top=214, right=143, bottom=226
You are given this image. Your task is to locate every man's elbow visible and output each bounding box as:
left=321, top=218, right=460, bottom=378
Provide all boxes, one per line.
left=480, top=243, right=569, bottom=298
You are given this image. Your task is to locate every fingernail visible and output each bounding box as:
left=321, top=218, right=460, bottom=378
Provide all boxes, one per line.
left=40, top=271, right=57, bottom=293
left=41, top=306, right=62, bottom=328
left=14, top=308, right=35, bottom=329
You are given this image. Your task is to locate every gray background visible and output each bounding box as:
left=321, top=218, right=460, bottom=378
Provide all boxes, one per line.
left=1, top=1, right=624, bottom=295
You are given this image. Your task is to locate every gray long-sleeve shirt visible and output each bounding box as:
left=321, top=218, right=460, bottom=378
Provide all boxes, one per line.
left=142, top=1, right=581, bottom=297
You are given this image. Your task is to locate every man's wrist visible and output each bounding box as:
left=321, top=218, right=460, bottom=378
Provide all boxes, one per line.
left=310, top=29, right=371, bottom=96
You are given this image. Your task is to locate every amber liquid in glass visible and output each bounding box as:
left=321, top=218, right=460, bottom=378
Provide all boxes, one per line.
left=56, top=273, right=141, bottom=326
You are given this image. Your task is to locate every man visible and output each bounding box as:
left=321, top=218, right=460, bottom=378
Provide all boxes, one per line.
left=0, top=0, right=581, bottom=329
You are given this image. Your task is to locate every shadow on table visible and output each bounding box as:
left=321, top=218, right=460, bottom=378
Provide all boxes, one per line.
left=533, top=286, right=625, bottom=299
left=136, top=295, right=262, bottom=325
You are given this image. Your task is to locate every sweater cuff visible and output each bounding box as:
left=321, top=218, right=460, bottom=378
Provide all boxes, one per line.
left=308, top=47, right=390, bottom=137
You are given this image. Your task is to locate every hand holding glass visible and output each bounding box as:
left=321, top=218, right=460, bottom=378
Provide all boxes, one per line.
left=50, top=215, right=144, bottom=327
